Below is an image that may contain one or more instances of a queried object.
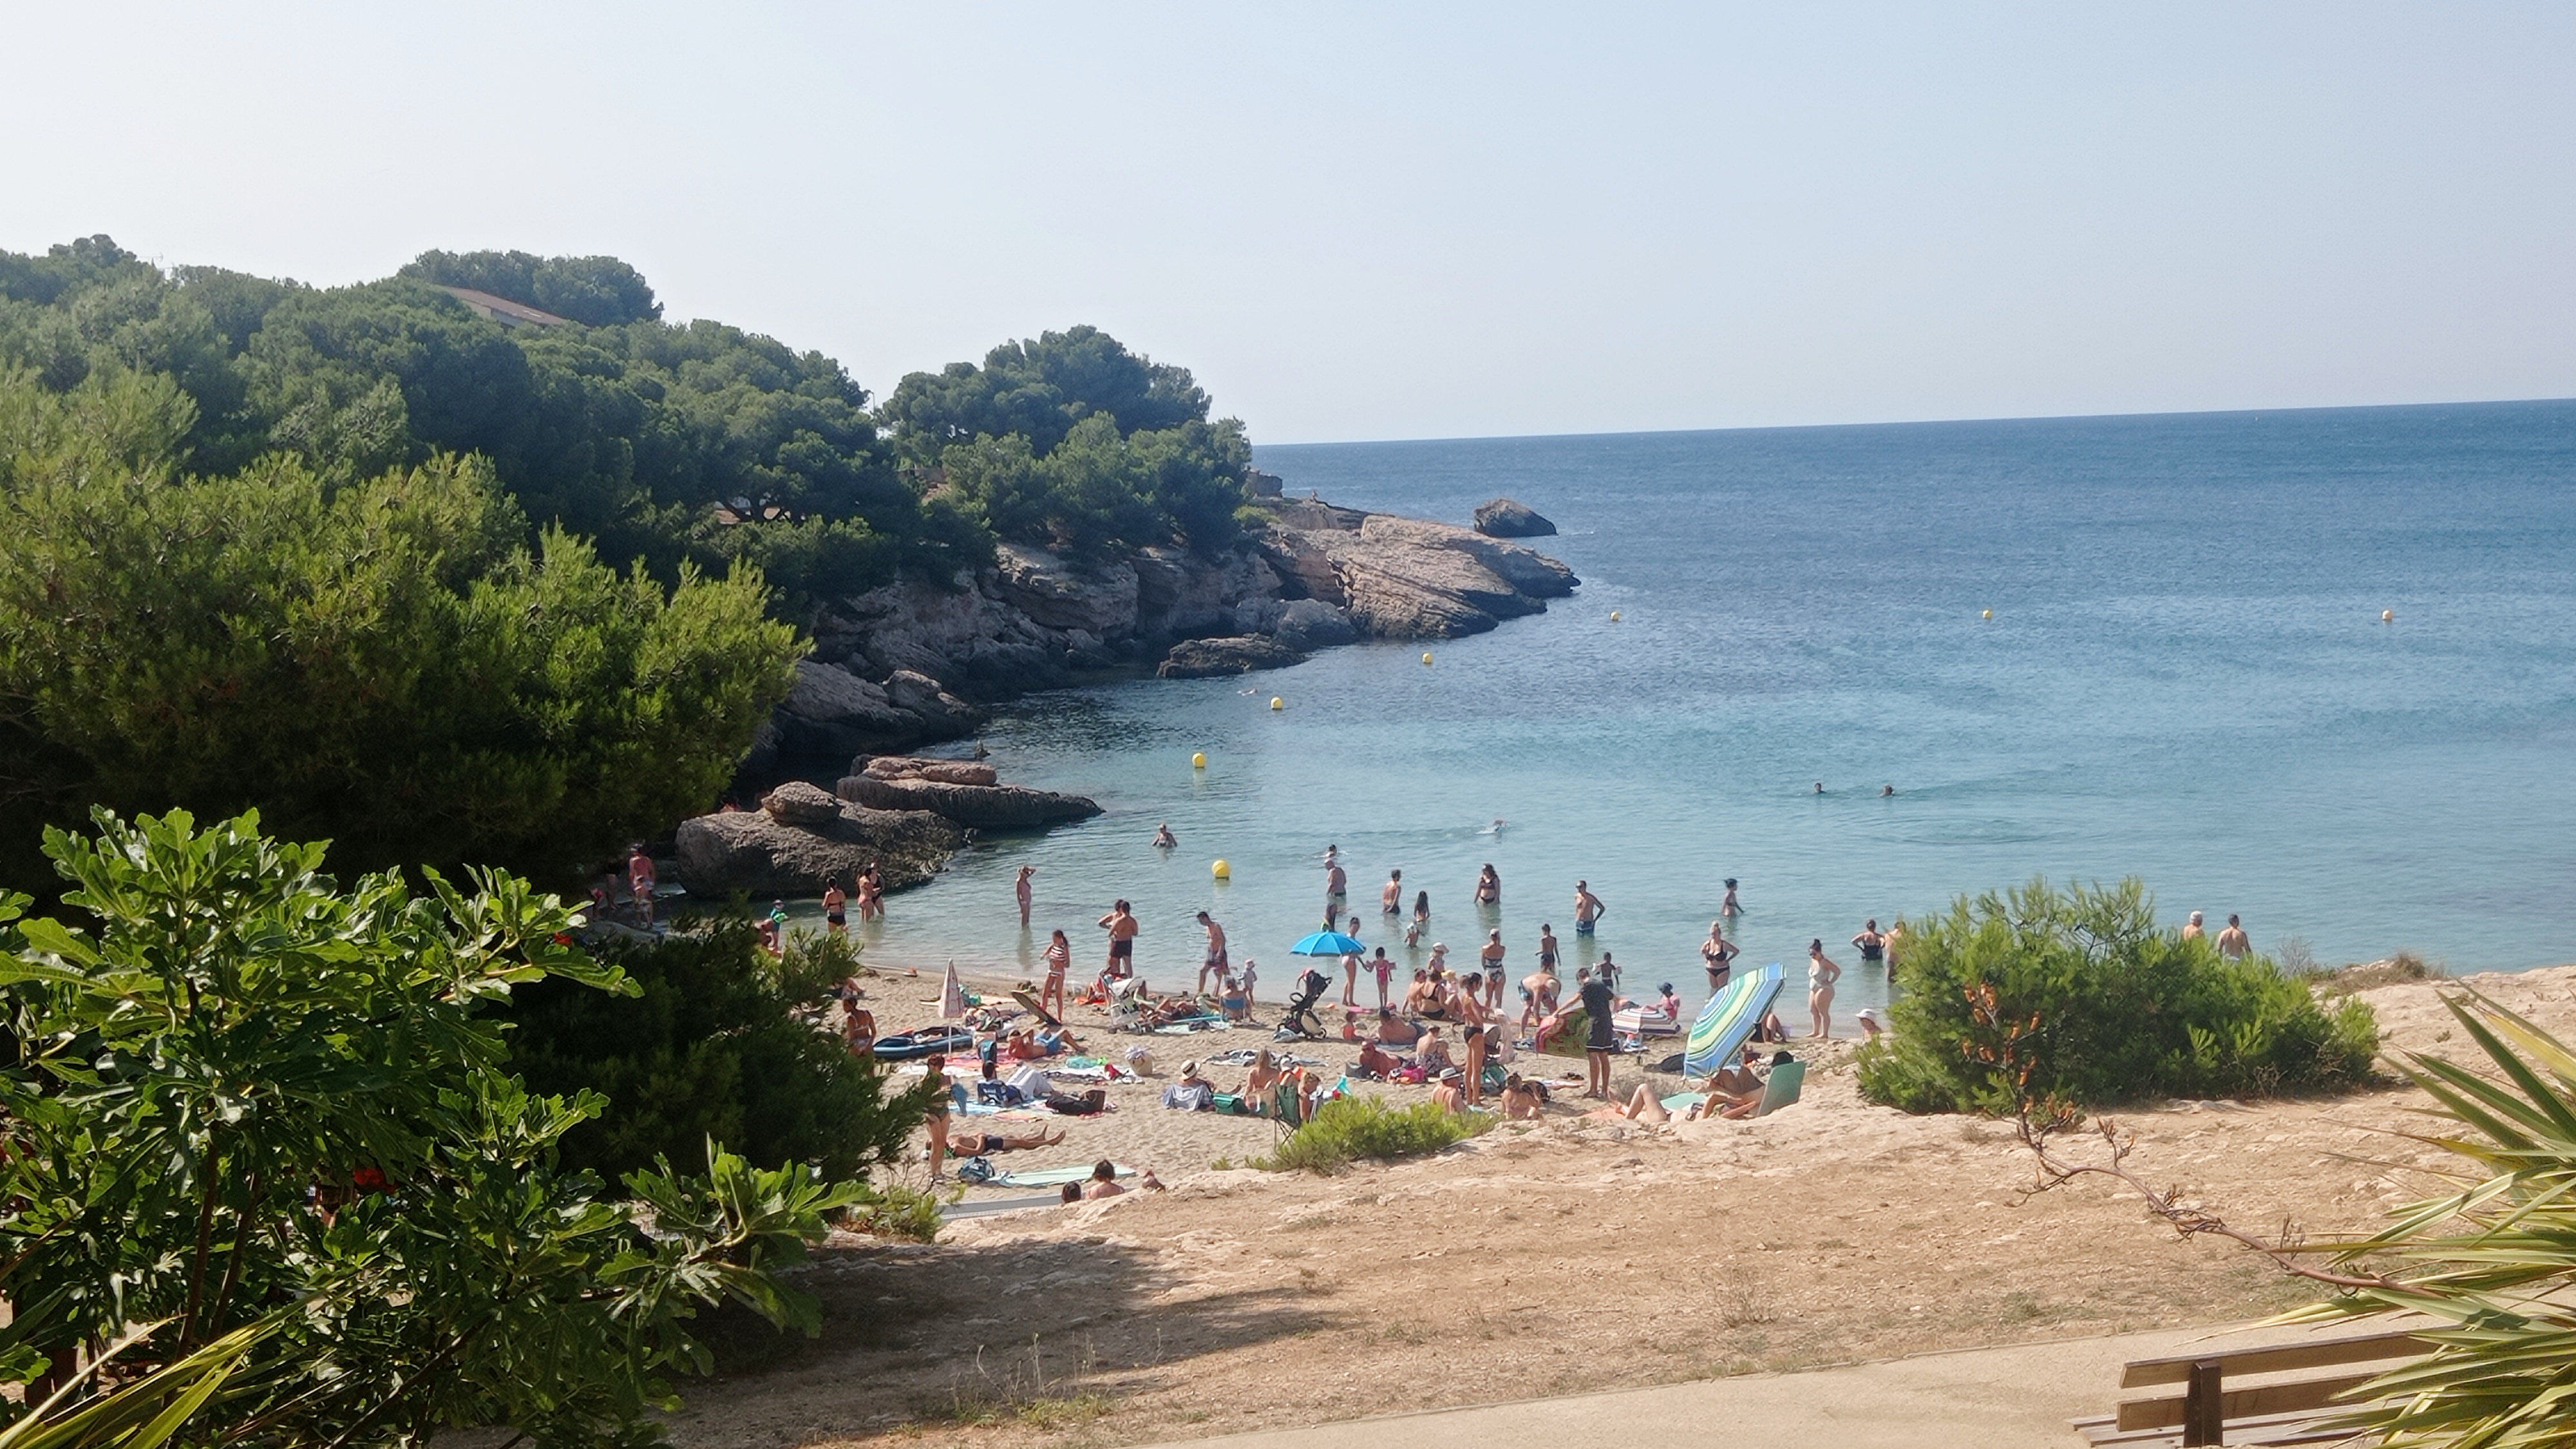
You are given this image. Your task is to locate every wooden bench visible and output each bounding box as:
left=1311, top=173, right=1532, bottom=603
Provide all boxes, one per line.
left=2072, top=1328, right=2430, bottom=1446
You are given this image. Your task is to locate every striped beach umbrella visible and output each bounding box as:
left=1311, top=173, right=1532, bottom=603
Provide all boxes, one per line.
left=1684, top=962, right=1785, bottom=1079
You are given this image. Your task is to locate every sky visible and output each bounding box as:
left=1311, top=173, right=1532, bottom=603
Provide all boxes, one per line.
left=11, top=3, right=2575, bottom=443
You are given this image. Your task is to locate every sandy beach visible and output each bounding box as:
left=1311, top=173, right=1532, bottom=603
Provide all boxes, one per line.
left=656, top=954, right=2576, bottom=1449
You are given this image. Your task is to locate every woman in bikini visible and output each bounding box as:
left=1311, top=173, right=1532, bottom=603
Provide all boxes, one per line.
left=1473, top=864, right=1501, bottom=906
left=1041, top=929, right=1072, bottom=1018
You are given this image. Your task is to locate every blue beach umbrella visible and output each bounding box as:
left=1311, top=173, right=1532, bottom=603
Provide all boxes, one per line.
left=1684, top=963, right=1786, bottom=1079
left=1291, top=930, right=1367, bottom=957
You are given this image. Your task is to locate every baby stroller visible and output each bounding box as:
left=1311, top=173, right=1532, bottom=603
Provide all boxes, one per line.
left=1273, top=969, right=1330, bottom=1042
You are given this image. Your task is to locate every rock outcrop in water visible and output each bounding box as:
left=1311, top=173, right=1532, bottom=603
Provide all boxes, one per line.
left=834, top=756, right=1102, bottom=831
left=741, top=498, right=1576, bottom=778
left=1473, top=497, right=1557, bottom=538
left=673, top=782, right=964, bottom=897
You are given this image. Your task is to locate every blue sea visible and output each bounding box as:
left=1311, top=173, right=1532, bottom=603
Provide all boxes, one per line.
left=833, top=401, right=2576, bottom=1023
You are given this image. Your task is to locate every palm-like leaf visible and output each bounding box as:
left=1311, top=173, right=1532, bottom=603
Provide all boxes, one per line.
left=2277, top=990, right=2576, bottom=1445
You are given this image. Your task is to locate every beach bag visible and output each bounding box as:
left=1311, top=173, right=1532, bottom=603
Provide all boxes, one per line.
left=976, top=1080, right=1025, bottom=1108
left=956, top=1156, right=996, bottom=1184
left=1044, top=1088, right=1108, bottom=1116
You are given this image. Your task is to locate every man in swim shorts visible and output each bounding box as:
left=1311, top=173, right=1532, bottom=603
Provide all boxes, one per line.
left=1573, top=880, right=1605, bottom=934
left=1099, top=900, right=1139, bottom=979
left=2216, top=914, right=2251, bottom=960
left=1196, top=910, right=1229, bottom=994
left=1382, top=868, right=1403, bottom=914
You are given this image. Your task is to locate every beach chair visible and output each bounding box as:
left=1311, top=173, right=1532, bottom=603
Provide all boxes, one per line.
left=1270, top=1077, right=1308, bottom=1138
left=1752, top=1059, right=1804, bottom=1115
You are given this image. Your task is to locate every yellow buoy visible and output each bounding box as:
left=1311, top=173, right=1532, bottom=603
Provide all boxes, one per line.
left=1609, top=610, right=1623, bottom=622
left=1422, top=652, right=1434, bottom=665
left=1191, top=752, right=1208, bottom=769
left=1981, top=609, right=1993, bottom=620
left=2382, top=609, right=2394, bottom=623
left=1269, top=697, right=1284, bottom=711
left=1211, top=859, right=1231, bottom=880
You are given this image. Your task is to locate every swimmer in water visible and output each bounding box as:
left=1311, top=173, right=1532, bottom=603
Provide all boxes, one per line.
left=1881, top=783, right=1896, bottom=797
left=1814, top=781, right=1826, bottom=795
left=1151, top=823, right=1177, bottom=849
left=1720, top=878, right=1741, bottom=918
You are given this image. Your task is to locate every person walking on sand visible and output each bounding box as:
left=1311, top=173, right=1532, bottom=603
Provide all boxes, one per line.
left=1701, top=921, right=1739, bottom=992
left=1721, top=877, right=1742, bottom=920
left=1579, top=965, right=1616, bottom=1099
left=1340, top=947, right=1361, bottom=1008
left=823, top=880, right=848, bottom=936
left=1041, top=929, right=1071, bottom=1018
left=1852, top=920, right=1887, bottom=972
left=2182, top=911, right=2206, bottom=941
left=1382, top=868, right=1403, bottom=915
left=1098, top=900, right=1139, bottom=980
left=1196, top=911, right=1229, bottom=995
left=1806, top=939, right=1841, bottom=1039
left=1014, top=866, right=1035, bottom=927
left=2216, top=914, right=2251, bottom=960
left=1573, top=880, right=1606, bottom=935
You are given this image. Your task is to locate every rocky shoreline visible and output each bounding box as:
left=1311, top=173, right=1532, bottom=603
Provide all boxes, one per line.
left=681, top=495, right=1573, bottom=900
left=741, top=495, right=1577, bottom=779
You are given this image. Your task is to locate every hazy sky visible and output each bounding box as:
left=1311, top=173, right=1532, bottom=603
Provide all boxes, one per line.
left=13, top=3, right=2574, bottom=442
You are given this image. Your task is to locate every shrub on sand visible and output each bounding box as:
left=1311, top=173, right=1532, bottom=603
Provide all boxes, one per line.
left=1261, top=1094, right=1488, bottom=1173
left=1857, top=877, right=2378, bottom=1113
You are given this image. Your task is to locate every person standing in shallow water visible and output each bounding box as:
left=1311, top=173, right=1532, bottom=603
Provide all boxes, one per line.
left=1382, top=869, right=1403, bottom=916
left=1806, top=939, right=1841, bottom=1039
left=1474, top=864, right=1501, bottom=906
left=1573, top=880, right=1606, bottom=935
left=1852, top=920, right=1887, bottom=972
left=1720, top=878, right=1741, bottom=920
left=1701, top=920, right=1738, bottom=992
left=1014, top=865, right=1034, bottom=927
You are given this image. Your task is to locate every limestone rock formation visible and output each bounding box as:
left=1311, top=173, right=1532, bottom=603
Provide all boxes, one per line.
left=674, top=801, right=962, bottom=898
left=1157, top=634, right=1307, bottom=678
left=835, top=772, right=1102, bottom=831
left=759, top=780, right=845, bottom=826
left=1473, top=497, right=1557, bottom=537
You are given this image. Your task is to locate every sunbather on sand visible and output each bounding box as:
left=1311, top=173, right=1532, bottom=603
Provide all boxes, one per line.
left=1356, top=1040, right=1406, bottom=1080
left=1374, top=1009, right=1423, bottom=1046
left=944, top=1125, right=1067, bottom=1154
left=1242, top=1048, right=1283, bottom=1102
left=1595, top=1084, right=1672, bottom=1124
left=1500, top=1074, right=1546, bottom=1120
left=1429, top=1068, right=1467, bottom=1113
left=1416, top=1028, right=1455, bottom=1074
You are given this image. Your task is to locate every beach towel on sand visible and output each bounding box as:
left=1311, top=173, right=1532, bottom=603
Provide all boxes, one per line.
left=989, top=1162, right=1137, bottom=1189
left=1684, top=963, right=1784, bottom=1079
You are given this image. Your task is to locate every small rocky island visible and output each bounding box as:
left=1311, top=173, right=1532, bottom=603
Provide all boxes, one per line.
left=686, top=493, right=1574, bottom=898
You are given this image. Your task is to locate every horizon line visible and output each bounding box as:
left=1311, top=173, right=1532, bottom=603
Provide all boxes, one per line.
left=1251, top=392, right=2576, bottom=451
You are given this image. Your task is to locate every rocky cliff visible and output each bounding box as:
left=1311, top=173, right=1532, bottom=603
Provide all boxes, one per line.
left=743, top=498, right=1578, bottom=775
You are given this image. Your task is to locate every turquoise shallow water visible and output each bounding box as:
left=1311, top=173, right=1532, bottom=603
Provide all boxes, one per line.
left=826, top=402, right=2576, bottom=1022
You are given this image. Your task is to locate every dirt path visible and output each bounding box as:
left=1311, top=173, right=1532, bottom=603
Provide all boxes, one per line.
left=663, top=965, right=2574, bottom=1449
